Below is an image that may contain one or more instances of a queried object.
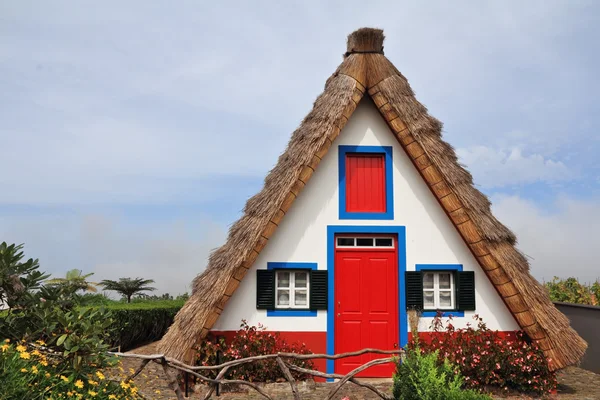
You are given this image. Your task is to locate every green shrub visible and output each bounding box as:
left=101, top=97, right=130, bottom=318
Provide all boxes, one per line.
left=545, top=276, right=598, bottom=305
left=392, top=347, right=490, bottom=400
left=101, top=300, right=184, bottom=351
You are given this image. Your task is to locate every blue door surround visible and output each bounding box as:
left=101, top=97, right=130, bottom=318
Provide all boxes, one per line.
left=326, top=225, right=407, bottom=376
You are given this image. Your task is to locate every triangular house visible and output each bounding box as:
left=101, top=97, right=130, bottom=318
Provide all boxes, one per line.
left=160, top=28, right=586, bottom=375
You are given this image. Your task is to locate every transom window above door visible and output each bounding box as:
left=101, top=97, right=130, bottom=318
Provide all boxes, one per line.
left=336, top=236, right=395, bottom=248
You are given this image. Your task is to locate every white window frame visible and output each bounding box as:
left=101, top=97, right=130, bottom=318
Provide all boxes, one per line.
left=335, top=236, right=395, bottom=248
left=275, top=270, right=310, bottom=309
left=422, top=272, right=455, bottom=310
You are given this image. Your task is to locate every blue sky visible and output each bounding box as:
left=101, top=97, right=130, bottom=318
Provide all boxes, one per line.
left=1, top=1, right=599, bottom=294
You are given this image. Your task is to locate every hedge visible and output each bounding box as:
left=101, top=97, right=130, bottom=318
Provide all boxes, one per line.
left=0, top=300, right=184, bottom=352
left=96, top=300, right=184, bottom=351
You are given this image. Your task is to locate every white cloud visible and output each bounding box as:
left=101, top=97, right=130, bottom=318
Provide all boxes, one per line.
left=457, top=146, right=572, bottom=188
left=492, top=194, right=600, bottom=283
left=1, top=0, right=598, bottom=205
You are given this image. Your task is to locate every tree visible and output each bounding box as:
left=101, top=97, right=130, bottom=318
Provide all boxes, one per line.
left=100, top=277, right=156, bottom=303
left=0, top=242, right=48, bottom=309
left=46, top=269, right=98, bottom=297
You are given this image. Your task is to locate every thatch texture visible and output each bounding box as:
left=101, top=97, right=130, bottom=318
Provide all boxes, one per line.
left=159, top=28, right=586, bottom=370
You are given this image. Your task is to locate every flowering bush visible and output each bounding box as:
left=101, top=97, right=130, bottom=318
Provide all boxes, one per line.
left=194, top=320, right=314, bottom=382
left=0, top=339, right=142, bottom=399
left=413, top=314, right=556, bottom=395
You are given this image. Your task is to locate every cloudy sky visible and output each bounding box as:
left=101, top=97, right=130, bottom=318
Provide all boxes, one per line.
left=1, top=1, right=599, bottom=295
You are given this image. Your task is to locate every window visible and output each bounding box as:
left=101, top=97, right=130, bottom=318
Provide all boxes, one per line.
left=405, top=265, right=475, bottom=316
left=336, top=236, right=395, bottom=248
left=256, top=262, right=328, bottom=316
left=338, top=146, right=393, bottom=220
left=275, top=270, right=309, bottom=309
left=422, top=271, right=454, bottom=310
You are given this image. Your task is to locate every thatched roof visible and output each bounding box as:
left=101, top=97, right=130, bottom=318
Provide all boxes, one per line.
left=159, top=28, right=586, bottom=370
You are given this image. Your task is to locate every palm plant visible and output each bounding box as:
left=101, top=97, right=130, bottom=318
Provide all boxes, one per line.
left=100, top=277, right=156, bottom=303
left=46, top=269, right=98, bottom=295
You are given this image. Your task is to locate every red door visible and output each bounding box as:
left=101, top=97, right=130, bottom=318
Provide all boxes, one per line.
left=334, top=236, right=399, bottom=377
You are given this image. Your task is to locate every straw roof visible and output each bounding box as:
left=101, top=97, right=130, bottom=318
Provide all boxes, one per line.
left=159, top=28, right=586, bottom=370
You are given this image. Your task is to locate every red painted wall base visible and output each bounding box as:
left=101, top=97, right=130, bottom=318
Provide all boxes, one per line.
left=208, top=330, right=519, bottom=379
left=210, top=331, right=328, bottom=381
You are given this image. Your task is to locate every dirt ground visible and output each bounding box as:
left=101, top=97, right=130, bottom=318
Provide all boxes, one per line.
left=113, top=342, right=600, bottom=400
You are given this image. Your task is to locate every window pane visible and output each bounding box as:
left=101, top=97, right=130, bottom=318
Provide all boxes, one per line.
left=295, top=272, right=308, bottom=288
left=375, top=238, right=393, bottom=247
left=439, top=273, right=451, bottom=289
left=423, top=273, right=434, bottom=289
left=337, top=238, right=354, bottom=246
left=356, top=238, right=374, bottom=246
left=439, top=291, right=452, bottom=307
left=295, top=290, right=307, bottom=306
left=277, top=290, right=290, bottom=306
left=277, top=272, right=290, bottom=287
left=423, top=291, right=435, bottom=307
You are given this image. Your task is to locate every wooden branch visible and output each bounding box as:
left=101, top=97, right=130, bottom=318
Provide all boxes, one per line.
left=160, top=358, right=185, bottom=400
left=202, top=365, right=230, bottom=400
left=285, top=362, right=394, bottom=400
left=326, top=358, right=393, bottom=400
left=166, top=363, right=273, bottom=400
left=125, top=359, right=150, bottom=383
left=276, top=356, right=300, bottom=400
left=110, top=348, right=402, bottom=371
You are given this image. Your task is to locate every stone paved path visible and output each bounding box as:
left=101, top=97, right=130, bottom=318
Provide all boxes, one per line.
left=114, top=342, right=600, bottom=400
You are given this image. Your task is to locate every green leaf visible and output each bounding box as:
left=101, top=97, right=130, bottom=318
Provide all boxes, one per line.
left=57, top=334, right=68, bottom=346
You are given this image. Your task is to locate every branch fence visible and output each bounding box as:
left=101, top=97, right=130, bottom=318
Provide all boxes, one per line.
left=110, top=348, right=404, bottom=400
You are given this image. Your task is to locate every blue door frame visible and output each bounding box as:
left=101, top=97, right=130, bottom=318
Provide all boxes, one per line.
left=326, top=225, right=408, bottom=376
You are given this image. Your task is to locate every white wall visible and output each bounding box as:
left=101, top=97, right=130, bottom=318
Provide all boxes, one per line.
left=212, top=99, right=518, bottom=333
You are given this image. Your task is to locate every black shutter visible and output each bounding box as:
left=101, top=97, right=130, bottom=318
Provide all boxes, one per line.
left=405, top=271, right=423, bottom=310
left=256, top=270, right=275, bottom=310
left=457, top=271, right=476, bottom=311
left=310, top=270, right=328, bottom=310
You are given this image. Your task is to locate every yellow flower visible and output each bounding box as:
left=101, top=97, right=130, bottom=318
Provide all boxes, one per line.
left=31, top=365, right=38, bottom=374
left=31, top=349, right=41, bottom=357
left=36, top=339, right=46, bottom=346
left=16, top=344, right=27, bottom=352
left=95, top=371, right=105, bottom=380
left=74, top=379, right=84, bottom=389
left=108, top=395, right=117, bottom=400
left=88, top=379, right=98, bottom=386
left=20, top=351, right=31, bottom=359
left=40, top=360, right=48, bottom=366
left=60, top=375, right=69, bottom=382
left=66, top=391, right=74, bottom=397
left=21, top=368, right=28, bottom=373
left=0, top=344, right=9, bottom=352
left=120, top=381, right=130, bottom=390
left=4, top=338, right=10, bottom=343
left=129, top=386, right=138, bottom=395
left=154, top=390, right=161, bottom=394
left=45, top=373, right=51, bottom=378
left=88, top=390, right=97, bottom=397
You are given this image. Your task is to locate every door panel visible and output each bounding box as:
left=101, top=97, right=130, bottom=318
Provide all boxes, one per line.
left=334, top=244, right=399, bottom=377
